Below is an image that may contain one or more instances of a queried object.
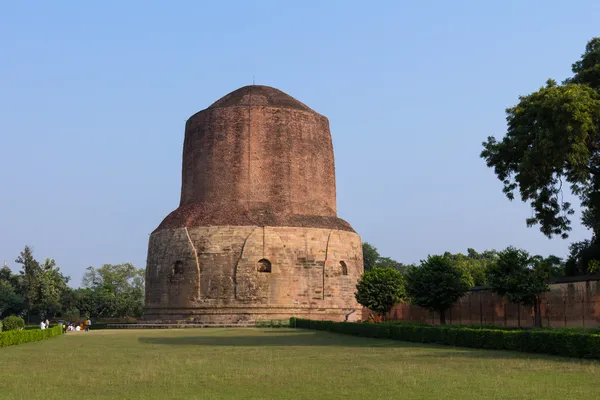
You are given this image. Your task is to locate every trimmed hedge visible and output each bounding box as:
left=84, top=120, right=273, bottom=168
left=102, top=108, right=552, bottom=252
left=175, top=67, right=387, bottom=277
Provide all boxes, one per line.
left=290, top=318, right=600, bottom=359
left=0, top=325, right=63, bottom=348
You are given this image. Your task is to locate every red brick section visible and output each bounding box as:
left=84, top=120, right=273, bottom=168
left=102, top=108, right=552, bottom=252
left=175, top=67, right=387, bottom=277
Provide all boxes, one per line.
left=155, top=85, right=353, bottom=233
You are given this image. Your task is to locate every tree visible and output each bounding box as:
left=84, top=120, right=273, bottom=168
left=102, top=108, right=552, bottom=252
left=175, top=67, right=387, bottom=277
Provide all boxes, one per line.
left=442, top=249, right=498, bottom=286
left=14, top=246, right=70, bottom=320
left=82, top=263, right=145, bottom=318
left=362, top=242, right=380, bottom=271
left=481, top=38, right=600, bottom=241
left=531, top=255, right=564, bottom=280
left=15, top=246, right=42, bottom=315
left=486, top=247, right=549, bottom=328
left=362, top=242, right=409, bottom=273
left=564, top=239, right=600, bottom=276
left=404, top=255, right=474, bottom=324
left=354, top=267, right=405, bottom=318
left=376, top=257, right=409, bottom=274
left=0, top=281, right=24, bottom=318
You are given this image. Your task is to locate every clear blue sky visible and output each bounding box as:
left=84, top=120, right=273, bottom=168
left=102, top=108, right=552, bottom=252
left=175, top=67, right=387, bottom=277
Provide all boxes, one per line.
left=1, top=1, right=598, bottom=286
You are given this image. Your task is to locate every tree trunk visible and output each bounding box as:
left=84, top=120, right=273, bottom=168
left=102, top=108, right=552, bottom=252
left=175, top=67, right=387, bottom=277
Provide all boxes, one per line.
left=439, top=309, right=446, bottom=325
left=533, top=298, right=542, bottom=328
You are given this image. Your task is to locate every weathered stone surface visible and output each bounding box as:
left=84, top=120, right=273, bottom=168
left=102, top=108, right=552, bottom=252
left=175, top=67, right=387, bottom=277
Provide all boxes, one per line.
left=144, top=226, right=363, bottom=322
left=144, top=85, right=363, bottom=323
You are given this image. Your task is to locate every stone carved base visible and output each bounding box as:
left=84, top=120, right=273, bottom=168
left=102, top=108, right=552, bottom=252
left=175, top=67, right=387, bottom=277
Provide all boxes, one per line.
left=144, top=226, right=363, bottom=323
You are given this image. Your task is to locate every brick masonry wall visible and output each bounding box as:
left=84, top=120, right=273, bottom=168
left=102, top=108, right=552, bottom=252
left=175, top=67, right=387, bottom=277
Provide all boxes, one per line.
left=144, top=226, right=363, bottom=323
left=370, top=279, right=600, bottom=328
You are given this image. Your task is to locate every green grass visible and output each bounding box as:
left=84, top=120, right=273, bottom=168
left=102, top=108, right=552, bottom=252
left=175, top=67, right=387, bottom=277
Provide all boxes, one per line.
left=0, top=328, right=599, bottom=400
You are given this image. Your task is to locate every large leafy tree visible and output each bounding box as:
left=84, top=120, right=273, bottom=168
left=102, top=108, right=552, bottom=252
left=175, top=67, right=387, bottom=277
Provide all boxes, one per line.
left=442, top=249, right=499, bottom=286
left=362, top=242, right=380, bottom=271
left=14, top=246, right=70, bottom=319
left=355, top=267, right=405, bottom=318
left=481, top=38, right=600, bottom=240
left=362, top=242, right=409, bottom=273
left=531, top=254, right=564, bottom=280
left=486, top=247, right=549, bottom=328
left=0, top=281, right=24, bottom=318
left=81, top=263, right=145, bottom=318
left=404, top=255, right=474, bottom=324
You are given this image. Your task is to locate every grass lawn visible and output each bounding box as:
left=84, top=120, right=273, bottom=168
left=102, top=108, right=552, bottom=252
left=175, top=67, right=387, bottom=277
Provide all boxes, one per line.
left=0, top=328, right=599, bottom=400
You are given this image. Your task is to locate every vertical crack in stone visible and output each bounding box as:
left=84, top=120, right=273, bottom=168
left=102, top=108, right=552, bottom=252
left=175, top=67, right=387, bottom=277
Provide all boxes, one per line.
left=323, top=230, right=332, bottom=300
left=184, top=227, right=201, bottom=300
left=233, top=227, right=258, bottom=300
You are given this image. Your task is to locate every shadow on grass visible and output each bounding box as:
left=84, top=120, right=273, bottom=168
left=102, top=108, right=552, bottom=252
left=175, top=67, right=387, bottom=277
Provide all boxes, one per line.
left=138, top=329, right=415, bottom=348
left=414, top=349, right=599, bottom=363
left=137, top=329, right=596, bottom=363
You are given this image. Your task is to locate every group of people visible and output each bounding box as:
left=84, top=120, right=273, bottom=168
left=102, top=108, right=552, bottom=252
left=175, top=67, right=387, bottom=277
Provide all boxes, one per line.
left=62, top=319, right=92, bottom=333
left=39, top=319, right=50, bottom=329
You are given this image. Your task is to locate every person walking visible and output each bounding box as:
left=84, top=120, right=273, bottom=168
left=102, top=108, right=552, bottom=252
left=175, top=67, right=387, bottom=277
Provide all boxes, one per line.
left=85, top=318, right=91, bottom=332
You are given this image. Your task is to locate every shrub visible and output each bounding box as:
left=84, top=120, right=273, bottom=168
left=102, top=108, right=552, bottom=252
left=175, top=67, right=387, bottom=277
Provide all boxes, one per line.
left=0, top=325, right=62, bottom=347
left=355, top=267, right=405, bottom=317
left=2, top=316, right=25, bottom=331
left=255, top=319, right=289, bottom=328
left=291, top=318, right=600, bottom=359
left=0, top=320, right=2, bottom=331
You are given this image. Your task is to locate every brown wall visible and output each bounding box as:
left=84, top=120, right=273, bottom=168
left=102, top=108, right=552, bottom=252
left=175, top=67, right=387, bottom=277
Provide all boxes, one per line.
left=145, top=226, right=363, bottom=323
left=366, top=278, right=600, bottom=328
left=181, top=106, right=336, bottom=216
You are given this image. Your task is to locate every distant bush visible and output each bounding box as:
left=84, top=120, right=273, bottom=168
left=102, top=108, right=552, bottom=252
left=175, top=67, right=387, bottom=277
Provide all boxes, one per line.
left=290, top=318, right=600, bottom=359
left=255, top=319, right=289, bottom=328
left=0, top=325, right=62, bottom=347
left=2, top=316, right=25, bottom=331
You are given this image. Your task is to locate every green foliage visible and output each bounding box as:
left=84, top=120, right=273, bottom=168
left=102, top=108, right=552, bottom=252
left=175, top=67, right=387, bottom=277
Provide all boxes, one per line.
left=0, top=324, right=62, bottom=347
left=255, top=319, right=289, bottom=328
left=80, top=263, right=145, bottom=319
left=588, top=260, right=600, bottom=273
left=486, top=247, right=549, bottom=327
left=293, top=318, right=600, bottom=359
left=362, top=242, right=410, bottom=273
left=443, top=249, right=498, bottom=286
left=481, top=37, right=600, bottom=240
left=62, top=308, right=81, bottom=321
left=362, top=242, right=380, bottom=271
left=531, top=254, right=565, bottom=279
left=355, top=267, right=405, bottom=316
left=14, top=246, right=71, bottom=319
left=404, top=255, right=473, bottom=323
left=375, top=257, right=408, bottom=274
left=0, top=280, right=24, bottom=319
left=565, top=239, right=600, bottom=276
left=486, top=247, right=549, bottom=306
left=2, top=315, right=25, bottom=331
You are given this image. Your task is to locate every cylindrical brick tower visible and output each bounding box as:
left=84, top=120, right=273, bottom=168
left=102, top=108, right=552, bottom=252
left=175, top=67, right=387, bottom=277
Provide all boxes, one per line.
left=144, top=85, right=363, bottom=323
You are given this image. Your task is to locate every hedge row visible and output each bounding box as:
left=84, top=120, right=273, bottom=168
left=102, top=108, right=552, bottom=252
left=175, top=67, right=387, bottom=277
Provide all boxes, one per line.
left=290, top=318, right=600, bottom=359
left=0, top=325, right=63, bottom=348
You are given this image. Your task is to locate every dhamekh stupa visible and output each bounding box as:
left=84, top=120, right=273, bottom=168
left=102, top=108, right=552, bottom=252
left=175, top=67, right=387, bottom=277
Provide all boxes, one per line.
left=144, top=85, right=364, bottom=323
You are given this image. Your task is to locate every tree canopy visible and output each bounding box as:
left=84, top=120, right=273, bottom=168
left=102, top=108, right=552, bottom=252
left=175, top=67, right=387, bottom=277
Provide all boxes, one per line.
left=362, top=242, right=410, bottom=273
left=1, top=246, right=145, bottom=322
left=486, top=247, right=549, bottom=327
left=404, top=255, right=473, bottom=324
left=355, top=267, right=405, bottom=317
left=481, top=38, right=600, bottom=240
